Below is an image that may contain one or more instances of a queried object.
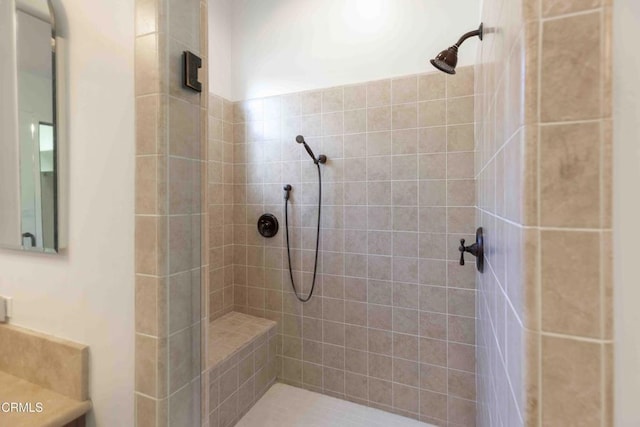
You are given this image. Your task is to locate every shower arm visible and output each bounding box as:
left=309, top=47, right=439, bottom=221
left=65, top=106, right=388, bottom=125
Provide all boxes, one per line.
left=454, top=23, right=483, bottom=48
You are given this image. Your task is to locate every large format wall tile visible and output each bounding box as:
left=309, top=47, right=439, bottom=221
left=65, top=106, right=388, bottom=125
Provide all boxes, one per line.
left=476, top=0, right=613, bottom=426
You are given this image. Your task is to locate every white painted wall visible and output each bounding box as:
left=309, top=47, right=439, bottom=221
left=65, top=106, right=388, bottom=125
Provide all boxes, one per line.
left=613, top=0, right=640, bottom=425
left=0, top=0, right=135, bottom=426
left=209, top=0, right=233, bottom=99
left=229, top=0, right=480, bottom=100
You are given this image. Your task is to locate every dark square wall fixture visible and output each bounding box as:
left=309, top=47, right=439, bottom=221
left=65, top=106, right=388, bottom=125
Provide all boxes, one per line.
left=183, top=50, right=203, bottom=93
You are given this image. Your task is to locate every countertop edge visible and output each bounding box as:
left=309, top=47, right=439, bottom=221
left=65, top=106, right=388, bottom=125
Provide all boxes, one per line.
left=0, top=371, right=92, bottom=427
left=40, top=400, right=92, bottom=427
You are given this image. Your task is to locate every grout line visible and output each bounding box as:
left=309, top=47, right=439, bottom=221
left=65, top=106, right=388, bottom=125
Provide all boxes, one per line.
left=540, top=7, right=604, bottom=23
left=536, top=4, right=543, bottom=423
left=476, top=208, right=613, bottom=233
left=414, top=74, right=423, bottom=421
left=600, top=338, right=606, bottom=427
left=388, top=79, right=397, bottom=413
left=539, top=118, right=607, bottom=127
left=364, top=79, right=371, bottom=410
left=538, top=330, right=613, bottom=345
left=444, top=71, right=449, bottom=424
left=534, top=1, right=544, bottom=425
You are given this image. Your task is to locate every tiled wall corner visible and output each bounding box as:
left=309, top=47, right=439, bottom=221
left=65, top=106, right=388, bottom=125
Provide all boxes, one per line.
left=476, top=0, right=613, bottom=426
left=475, top=1, right=537, bottom=424
left=207, top=92, right=235, bottom=323
left=135, top=0, right=205, bottom=425
left=200, top=1, right=211, bottom=426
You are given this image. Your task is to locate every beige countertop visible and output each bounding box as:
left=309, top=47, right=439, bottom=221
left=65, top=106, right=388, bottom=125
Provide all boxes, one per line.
left=0, top=371, right=91, bottom=427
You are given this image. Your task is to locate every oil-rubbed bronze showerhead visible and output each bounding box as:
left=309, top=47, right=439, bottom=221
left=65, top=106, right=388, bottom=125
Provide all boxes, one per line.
left=431, top=46, right=459, bottom=75
left=431, top=23, right=483, bottom=75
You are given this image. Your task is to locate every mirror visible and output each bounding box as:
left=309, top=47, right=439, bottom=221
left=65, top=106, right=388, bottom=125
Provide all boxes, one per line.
left=0, top=0, right=61, bottom=253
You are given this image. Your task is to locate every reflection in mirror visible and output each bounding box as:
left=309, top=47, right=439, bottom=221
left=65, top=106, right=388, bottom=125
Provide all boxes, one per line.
left=0, top=0, right=60, bottom=253
left=39, top=123, right=56, bottom=249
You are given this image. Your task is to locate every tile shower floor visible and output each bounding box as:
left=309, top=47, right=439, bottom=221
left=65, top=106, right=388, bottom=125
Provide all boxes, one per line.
left=236, top=383, right=432, bottom=427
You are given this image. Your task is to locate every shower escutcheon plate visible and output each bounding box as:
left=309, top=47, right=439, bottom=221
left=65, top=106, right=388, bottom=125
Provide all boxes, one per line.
left=257, top=214, right=279, bottom=238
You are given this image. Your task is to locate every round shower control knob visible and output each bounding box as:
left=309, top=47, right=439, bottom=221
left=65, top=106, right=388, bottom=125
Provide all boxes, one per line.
left=257, top=213, right=279, bottom=238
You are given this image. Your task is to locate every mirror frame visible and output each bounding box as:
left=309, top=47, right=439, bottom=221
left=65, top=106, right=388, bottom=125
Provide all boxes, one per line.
left=0, top=0, right=62, bottom=254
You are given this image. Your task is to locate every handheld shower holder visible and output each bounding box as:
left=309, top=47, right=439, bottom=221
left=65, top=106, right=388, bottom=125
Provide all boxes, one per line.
left=296, top=135, right=327, bottom=165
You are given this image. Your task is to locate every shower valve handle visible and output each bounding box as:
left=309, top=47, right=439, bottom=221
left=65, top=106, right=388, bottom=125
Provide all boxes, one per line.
left=458, top=238, right=480, bottom=266
left=457, top=228, right=485, bottom=273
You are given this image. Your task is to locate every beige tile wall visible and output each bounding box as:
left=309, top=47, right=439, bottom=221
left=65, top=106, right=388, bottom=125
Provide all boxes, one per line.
left=475, top=0, right=613, bottom=426
left=207, top=93, right=236, bottom=321
left=228, top=68, right=477, bottom=426
left=134, top=0, right=206, bottom=425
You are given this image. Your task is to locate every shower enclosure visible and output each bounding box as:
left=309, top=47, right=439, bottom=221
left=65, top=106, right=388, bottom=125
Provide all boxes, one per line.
left=134, top=0, right=478, bottom=425
left=134, top=1, right=614, bottom=426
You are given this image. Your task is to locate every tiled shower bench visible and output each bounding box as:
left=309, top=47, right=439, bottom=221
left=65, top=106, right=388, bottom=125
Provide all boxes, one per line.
left=206, top=312, right=279, bottom=427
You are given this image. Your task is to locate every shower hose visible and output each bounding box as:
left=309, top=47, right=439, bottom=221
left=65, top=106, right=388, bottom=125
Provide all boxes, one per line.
left=284, top=162, right=322, bottom=303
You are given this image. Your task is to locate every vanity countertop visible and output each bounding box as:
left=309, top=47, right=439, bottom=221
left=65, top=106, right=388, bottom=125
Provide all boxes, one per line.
left=0, top=371, right=91, bottom=427
left=0, top=323, right=91, bottom=427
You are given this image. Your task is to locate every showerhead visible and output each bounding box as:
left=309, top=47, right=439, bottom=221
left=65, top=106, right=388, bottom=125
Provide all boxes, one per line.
left=431, top=23, right=483, bottom=75
left=431, top=46, right=458, bottom=75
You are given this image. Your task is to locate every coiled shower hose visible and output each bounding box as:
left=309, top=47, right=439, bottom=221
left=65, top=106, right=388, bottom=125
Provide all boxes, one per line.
left=284, top=163, right=322, bottom=303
